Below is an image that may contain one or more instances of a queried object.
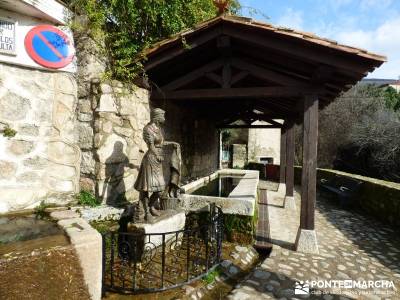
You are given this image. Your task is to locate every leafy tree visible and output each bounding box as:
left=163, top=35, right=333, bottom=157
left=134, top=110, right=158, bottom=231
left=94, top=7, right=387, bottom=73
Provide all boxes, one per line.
left=68, top=0, right=240, bottom=80
left=297, top=84, right=400, bottom=183
left=383, top=86, right=400, bottom=112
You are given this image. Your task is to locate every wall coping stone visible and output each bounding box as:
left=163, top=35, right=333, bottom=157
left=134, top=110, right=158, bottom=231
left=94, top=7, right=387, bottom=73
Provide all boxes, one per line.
left=181, top=169, right=259, bottom=216
left=55, top=213, right=102, bottom=300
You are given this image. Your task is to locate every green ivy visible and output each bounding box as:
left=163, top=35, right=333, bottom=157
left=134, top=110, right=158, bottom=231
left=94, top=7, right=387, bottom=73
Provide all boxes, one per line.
left=202, top=267, right=222, bottom=284
left=76, top=190, right=101, bottom=207
left=34, top=201, right=55, bottom=219
left=67, top=0, right=240, bottom=81
left=2, top=126, right=17, bottom=138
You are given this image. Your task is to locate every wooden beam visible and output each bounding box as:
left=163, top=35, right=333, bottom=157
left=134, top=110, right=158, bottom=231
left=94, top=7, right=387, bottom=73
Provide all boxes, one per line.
left=217, top=111, right=283, bottom=127
left=224, top=25, right=375, bottom=74
left=262, top=118, right=283, bottom=127
left=258, top=98, right=297, bottom=112
left=280, top=124, right=287, bottom=184
left=300, top=94, right=319, bottom=230
left=217, top=124, right=282, bottom=129
left=233, top=44, right=367, bottom=83
left=312, top=65, right=334, bottom=84
left=152, top=86, right=323, bottom=100
left=231, top=71, right=249, bottom=85
left=144, top=27, right=222, bottom=71
left=285, top=119, right=295, bottom=197
left=161, top=59, right=223, bottom=90
left=252, top=103, right=297, bottom=119
left=218, top=36, right=232, bottom=88
left=222, top=60, right=232, bottom=88
left=231, top=57, right=310, bottom=86
left=205, top=72, right=223, bottom=85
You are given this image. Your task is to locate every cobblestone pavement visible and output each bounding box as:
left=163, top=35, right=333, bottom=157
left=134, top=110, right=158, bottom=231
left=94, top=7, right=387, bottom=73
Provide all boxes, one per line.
left=228, top=186, right=400, bottom=300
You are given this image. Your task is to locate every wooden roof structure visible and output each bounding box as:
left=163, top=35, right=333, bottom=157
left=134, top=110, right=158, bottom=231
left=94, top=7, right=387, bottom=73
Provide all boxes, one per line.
left=142, top=15, right=386, bottom=125
left=140, top=15, right=387, bottom=252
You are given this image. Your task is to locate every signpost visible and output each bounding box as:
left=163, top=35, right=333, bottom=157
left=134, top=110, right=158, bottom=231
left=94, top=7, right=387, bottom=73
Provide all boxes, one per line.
left=0, top=18, right=16, bottom=55
left=24, top=25, right=74, bottom=69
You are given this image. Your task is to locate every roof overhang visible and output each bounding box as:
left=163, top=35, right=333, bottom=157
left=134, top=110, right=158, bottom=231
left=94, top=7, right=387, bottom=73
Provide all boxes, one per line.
left=138, top=15, right=386, bottom=124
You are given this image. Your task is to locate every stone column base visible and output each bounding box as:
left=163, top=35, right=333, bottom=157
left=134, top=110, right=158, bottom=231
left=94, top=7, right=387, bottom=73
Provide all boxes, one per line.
left=295, top=228, right=319, bottom=254
left=278, top=183, right=286, bottom=195
left=284, top=196, right=296, bottom=210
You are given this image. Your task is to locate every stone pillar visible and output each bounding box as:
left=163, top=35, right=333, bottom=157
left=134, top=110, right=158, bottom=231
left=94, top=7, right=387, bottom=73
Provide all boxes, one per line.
left=295, top=94, right=319, bottom=254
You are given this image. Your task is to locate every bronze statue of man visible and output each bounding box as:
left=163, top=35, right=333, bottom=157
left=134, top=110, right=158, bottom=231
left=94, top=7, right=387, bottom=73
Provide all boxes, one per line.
left=134, top=108, right=178, bottom=221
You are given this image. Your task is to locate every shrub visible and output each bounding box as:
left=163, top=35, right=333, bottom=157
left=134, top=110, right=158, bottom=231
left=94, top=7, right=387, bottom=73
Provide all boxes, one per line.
left=2, top=126, right=17, bottom=138
left=76, top=190, right=101, bottom=207
left=202, top=267, right=222, bottom=284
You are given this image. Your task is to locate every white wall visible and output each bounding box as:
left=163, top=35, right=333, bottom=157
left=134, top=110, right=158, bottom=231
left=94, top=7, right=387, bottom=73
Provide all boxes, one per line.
left=248, top=121, right=281, bottom=165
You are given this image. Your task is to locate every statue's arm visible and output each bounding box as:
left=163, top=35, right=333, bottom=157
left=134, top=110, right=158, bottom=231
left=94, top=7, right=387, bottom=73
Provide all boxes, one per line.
left=163, top=141, right=180, bottom=148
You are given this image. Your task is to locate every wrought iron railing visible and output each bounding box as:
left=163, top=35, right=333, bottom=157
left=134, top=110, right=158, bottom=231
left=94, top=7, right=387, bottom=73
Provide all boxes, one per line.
left=102, top=204, right=223, bottom=294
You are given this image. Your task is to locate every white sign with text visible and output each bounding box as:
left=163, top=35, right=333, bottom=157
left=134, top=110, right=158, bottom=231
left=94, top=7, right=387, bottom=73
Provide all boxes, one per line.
left=0, top=17, right=16, bottom=55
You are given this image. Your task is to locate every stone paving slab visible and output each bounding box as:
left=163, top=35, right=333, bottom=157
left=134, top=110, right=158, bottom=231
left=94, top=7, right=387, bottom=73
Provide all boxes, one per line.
left=267, top=184, right=299, bottom=248
left=228, top=185, right=400, bottom=300
left=255, top=189, right=272, bottom=250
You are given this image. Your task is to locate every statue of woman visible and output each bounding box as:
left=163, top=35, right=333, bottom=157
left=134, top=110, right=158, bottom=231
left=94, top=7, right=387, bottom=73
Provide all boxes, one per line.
left=134, top=108, right=178, bottom=221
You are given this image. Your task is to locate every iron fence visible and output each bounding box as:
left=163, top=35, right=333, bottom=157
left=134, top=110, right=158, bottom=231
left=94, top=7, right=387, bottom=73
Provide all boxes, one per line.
left=102, top=204, right=223, bottom=294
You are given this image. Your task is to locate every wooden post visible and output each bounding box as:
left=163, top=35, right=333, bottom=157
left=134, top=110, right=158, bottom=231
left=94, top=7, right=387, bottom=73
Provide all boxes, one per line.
left=285, top=120, right=295, bottom=197
left=279, top=124, right=287, bottom=184
left=218, top=129, right=222, bottom=169
left=300, top=94, right=319, bottom=230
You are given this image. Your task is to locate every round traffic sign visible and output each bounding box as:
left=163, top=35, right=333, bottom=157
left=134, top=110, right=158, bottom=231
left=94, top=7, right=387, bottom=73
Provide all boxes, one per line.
left=24, top=25, right=74, bottom=69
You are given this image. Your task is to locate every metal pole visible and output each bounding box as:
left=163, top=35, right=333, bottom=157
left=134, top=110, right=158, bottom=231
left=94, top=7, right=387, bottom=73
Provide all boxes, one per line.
left=110, top=232, right=115, bottom=288
left=161, top=234, right=166, bottom=289
left=186, top=231, right=190, bottom=281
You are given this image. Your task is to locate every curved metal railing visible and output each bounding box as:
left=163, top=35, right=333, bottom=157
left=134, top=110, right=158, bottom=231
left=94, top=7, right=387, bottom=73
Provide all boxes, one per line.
left=102, top=204, right=223, bottom=294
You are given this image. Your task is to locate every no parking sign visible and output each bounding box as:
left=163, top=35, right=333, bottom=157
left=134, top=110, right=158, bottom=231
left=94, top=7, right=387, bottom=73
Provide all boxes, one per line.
left=24, top=25, right=74, bottom=69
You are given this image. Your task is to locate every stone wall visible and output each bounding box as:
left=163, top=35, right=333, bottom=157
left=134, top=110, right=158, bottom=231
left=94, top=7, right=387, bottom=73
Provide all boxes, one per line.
left=74, top=30, right=107, bottom=192
left=294, top=167, right=400, bottom=229
left=232, top=144, right=247, bottom=168
left=74, top=31, right=152, bottom=205
left=67, top=29, right=219, bottom=205
left=161, top=102, right=219, bottom=181
left=92, top=81, right=150, bottom=205
left=248, top=121, right=281, bottom=164
left=0, top=64, right=80, bottom=213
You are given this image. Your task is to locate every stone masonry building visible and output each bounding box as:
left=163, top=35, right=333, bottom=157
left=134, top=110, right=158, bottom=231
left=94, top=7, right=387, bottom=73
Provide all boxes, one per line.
left=0, top=0, right=219, bottom=213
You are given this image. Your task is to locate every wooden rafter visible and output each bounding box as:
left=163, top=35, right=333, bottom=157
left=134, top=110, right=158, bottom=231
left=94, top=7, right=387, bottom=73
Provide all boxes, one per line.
left=145, top=27, right=222, bottom=71
left=161, top=59, right=223, bottom=90
left=218, top=124, right=282, bottom=129
left=252, top=102, right=298, bottom=119
left=231, top=71, right=249, bottom=85
left=205, top=72, right=222, bottom=85
left=231, top=57, right=310, bottom=87
left=223, top=25, right=374, bottom=74
left=152, top=86, right=324, bottom=100
left=217, top=110, right=284, bottom=127
left=218, top=36, right=232, bottom=88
